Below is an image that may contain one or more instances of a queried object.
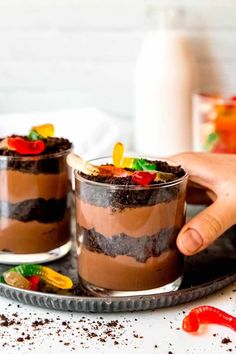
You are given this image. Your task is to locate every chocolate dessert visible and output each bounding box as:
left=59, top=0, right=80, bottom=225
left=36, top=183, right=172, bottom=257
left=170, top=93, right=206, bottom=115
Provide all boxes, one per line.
left=75, top=155, right=187, bottom=294
left=0, top=130, right=72, bottom=258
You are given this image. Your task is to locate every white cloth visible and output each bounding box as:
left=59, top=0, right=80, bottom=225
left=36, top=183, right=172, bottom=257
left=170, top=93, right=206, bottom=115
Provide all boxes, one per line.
left=0, top=108, right=132, bottom=158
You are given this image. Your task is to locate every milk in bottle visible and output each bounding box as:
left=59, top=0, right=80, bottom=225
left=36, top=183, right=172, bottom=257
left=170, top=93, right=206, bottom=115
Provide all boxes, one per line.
left=134, top=7, right=196, bottom=155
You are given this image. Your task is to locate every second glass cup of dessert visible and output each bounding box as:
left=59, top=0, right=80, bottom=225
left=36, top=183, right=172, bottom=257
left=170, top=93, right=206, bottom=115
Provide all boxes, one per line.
left=74, top=153, right=188, bottom=296
left=0, top=125, right=72, bottom=264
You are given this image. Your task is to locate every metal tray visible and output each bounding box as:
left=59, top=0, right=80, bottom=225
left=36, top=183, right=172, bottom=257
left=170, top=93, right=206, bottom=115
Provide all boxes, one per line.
left=0, top=207, right=235, bottom=313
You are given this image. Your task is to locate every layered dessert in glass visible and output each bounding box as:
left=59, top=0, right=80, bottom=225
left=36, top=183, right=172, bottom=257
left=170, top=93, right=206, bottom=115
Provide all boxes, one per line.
left=193, top=93, right=236, bottom=153
left=75, top=151, right=187, bottom=296
left=0, top=125, right=72, bottom=264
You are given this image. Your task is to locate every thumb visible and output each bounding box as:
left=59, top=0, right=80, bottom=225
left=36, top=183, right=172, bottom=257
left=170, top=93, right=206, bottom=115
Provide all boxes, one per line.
left=177, top=199, right=235, bottom=256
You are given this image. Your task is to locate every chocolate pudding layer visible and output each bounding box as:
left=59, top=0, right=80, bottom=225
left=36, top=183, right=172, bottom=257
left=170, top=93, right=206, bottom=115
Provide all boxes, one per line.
left=76, top=159, right=187, bottom=293
left=0, top=214, right=70, bottom=253
left=79, top=247, right=182, bottom=291
left=0, top=170, right=68, bottom=202
left=76, top=198, right=185, bottom=237
left=0, top=136, right=72, bottom=255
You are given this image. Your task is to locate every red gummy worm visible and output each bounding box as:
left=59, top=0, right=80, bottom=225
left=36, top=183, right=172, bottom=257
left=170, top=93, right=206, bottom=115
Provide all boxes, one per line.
left=132, top=171, right=157, bottom=186
left=26, top=275, right=40, bottom=291
left=8, top=137, right=45, bottom=155
left=182, top=306, right=236, bottom=332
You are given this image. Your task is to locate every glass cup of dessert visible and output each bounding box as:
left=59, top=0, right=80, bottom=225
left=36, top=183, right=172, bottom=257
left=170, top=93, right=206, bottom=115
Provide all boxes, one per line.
left=0, top=124, right=73, bottom=264
left=73, top=145, right=188, bottom=296
left=193, top=93, right=236, bottom=153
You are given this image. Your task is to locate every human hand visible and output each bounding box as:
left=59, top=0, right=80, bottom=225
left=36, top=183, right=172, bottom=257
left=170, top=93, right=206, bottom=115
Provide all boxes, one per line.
left=171, top=152, right=236, bottom=256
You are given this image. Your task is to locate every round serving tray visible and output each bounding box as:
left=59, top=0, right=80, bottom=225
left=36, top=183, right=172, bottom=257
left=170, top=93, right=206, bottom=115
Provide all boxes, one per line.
left=0, top=207, right=235, bottom=313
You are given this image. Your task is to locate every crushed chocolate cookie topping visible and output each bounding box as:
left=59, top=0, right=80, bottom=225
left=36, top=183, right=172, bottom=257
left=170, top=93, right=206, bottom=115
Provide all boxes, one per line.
left=76, top=177, right=184, bottom=209
left=79, top=160, right=185, bottom=186
left=0, top=136, right=72, bottom=174
left=0, top=136, right=72, bottom=157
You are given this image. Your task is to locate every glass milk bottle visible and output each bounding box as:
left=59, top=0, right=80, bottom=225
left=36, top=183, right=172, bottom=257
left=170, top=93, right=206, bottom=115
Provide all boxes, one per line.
left=134, top=7, right=196, bottom=156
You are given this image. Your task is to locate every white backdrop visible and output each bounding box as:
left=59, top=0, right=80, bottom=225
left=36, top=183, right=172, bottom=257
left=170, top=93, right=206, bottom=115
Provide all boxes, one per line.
left=0, top=0, right=235, bottom=119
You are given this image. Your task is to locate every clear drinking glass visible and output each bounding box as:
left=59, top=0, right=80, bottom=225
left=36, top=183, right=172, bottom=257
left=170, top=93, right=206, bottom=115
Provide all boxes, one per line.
left=75, top=156, right=188, bottom=296
left=0, top=149, right=72, bottom=264
left=193, top=93, right=236, bottom=153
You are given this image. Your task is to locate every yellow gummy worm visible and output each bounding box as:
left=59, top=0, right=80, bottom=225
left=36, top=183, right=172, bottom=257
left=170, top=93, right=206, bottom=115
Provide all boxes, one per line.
left=112, top=142, right=124, bottom=167
left=40, top=266, right=73, bottom=289
left=33, top=124, right=55, bottom=138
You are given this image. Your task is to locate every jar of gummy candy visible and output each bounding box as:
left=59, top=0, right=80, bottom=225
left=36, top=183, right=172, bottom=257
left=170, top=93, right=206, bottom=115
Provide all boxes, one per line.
left=193, top=93, right=236, bottom=153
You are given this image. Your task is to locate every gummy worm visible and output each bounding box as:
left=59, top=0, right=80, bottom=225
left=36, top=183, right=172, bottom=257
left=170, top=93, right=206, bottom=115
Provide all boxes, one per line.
left=182, top=305, right=236, bottom=332
left=6, top=264, right=73, bottom=290
left=3, top=271, right=32, bottom=290
left=8, top=137, right=45, bottom=155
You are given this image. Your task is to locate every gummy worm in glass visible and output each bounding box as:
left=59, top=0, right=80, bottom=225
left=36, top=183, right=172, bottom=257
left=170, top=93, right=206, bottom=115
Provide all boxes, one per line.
left=132, top=171, right=157, bottom=186
left=8, top=137, right=45, bottom=155
left=113, top=142, right=156, bottom=170
left=31, top=123, right=55, bottom=139
left=112, top=142, right=175, bottom=185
